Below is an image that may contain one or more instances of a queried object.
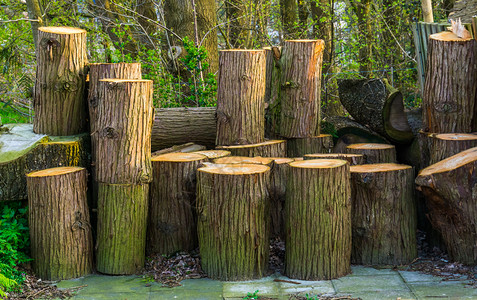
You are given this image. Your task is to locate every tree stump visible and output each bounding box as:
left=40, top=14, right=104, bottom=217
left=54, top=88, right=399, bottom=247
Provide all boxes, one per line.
left=27, top=167, right=93, bottom=280
left=147, top=153, right=207, bottom=255
left=213, top=156, right=273, bottom=166
left=416, top=147, right=477, bottom=264
left=197, top=163, right=270, bottom=280
left=93, top=79, right=154, bottom=184
left=216, top=50, right=266, bottom=146
left=346, top=143, right=396, bottom=164
left=216, top=140, right=286, bottom=157
left=429, top=133, right=477, bottom=164
left=350, top=163, right=417, bottom=265
left=280, top=40, right=324, bottom=138
left=304, top=153, right=364, bottom=165
left=285, top=159, right=351, bottom=280
left=193, top=150, right=231, bottom=159
left=286, top=134, right=333, bottom=157
left=269, top=158, right=294, bottom=239
left=33, top=27, right=88, bottom=136
left=423, top=31, right=477, bottom=133
left=96, top=183, right=149, bottom=274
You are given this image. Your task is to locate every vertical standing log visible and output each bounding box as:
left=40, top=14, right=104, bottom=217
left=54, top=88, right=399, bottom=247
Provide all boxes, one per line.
left=423, top=31, right=477, bottom=133
left=197, top=164, right=270, bottom=280
left=346, top=143, right=396, bottom=164
left=147, top=153, right=207, bottom=255
left=304, top=153, right=365, bottom=165
left=428, top=133, right=477, bottom=164
left=216, top=50, right=266, bottom=146
left=285, top=159, right=351, bottom=280
left=264, top=46, right=282, bottom=139
left=286, top=134, right=334, bottom=157
left=280, top=40, right=324, bottom=138
left=27, top=167, right=93, bottom=280
left=216, top=140, right=287, bottom=157
left=33, top=27, right=88, bottom=136
left=269, top=158, right=294, bottom=239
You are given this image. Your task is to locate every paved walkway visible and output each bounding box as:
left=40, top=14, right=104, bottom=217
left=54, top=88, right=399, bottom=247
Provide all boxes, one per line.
left=55, top=266, right=477, bottom=299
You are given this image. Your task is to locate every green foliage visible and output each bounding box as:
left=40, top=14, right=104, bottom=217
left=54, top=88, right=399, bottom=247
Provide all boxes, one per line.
left=243, top=289, right=260, bottom=300
left=0, top=273, right=18, bottom=299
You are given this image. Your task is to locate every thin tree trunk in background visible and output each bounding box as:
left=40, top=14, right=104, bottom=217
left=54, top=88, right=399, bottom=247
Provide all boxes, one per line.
left=297, top=0, right=308, bottom=35
left=280, top=0, right=298, bottom=38
left=226, top=0, right=248, bottom=47
left=352, top=0, right=373, bottom=74
left=136, top=0, right=158, bottom=48
left=422, top=0, right=434, bottom=22
left=196, top=0, right=219, bottom=74
left=25, top=0, right=43, bottom=49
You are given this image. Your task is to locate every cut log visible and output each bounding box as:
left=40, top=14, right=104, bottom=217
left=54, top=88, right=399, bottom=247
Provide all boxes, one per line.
left=152, top=107, right=216, bottom=151
left=350, top=163, right=417, bottom=265
left=423, top=31, right=477, bottom=133
left=428, top=133, right=477, bottom=164
left=280, top=40, right=324, bottom=138
left=304, top=153, right=364, bottom=165
left=152, top=143, right=206, bottom=157
left=213, top=156, right=273, bottom=166
left=346, top=143, right=396, bottom=164
left=33, top=27, right=88, bottom=136
left=96, top=183, right=149, bottom=274
left=93, top=79, right=154, bottom=184
left=264, top=46, right=282, bottom=139
left=197, top=163, right=270, bottom=280
left=216, top=140, right=286, bottom=157
left=285, top=159, right=351, bottom=280
left=338, top=79, right=413, bottom=144
left=269, top=158, right=294, bottom=239
left=27, top=167, right=93, bottom=280
left=0, top=124, right=89, bottom=202
left=147, top=153, right=207, bottom=255
left=286, top=134, right=333, bottom=157
left=216, top=50, right=266, bottom=145
left=193, top=150, right=231, bottom=159
left=415, top=147, right=477, bottom=264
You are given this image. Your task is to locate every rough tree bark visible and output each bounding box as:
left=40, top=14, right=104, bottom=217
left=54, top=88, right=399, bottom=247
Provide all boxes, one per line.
left=264, top=46, right=282, bottom=139
left=197, top=163, right=270, bottom=280
left=350, top=163, right=417, bottom=265
left=269, top=158, right=294, bottom=239
left=216, top=140, right=286, bottom=157
left=33, top=27, right=88, bottom=136
left=304, top=153, right=364, bottom=165
left=27, top=167, right=93, bottom=280
left=429, top=133, right=477, bottom=164
left=346, top=143, right=396, bottom=164
left=286, top=135, right=334, bottom=157
left=216, top=50, right=266, bottom=146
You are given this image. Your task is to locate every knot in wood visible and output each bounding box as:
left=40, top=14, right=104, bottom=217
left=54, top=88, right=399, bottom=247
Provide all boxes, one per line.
left=282, top=81, right=299, bottom=89
left=138, top=173, right=152, bottom=184
left=71, top=211, right=87, bottom=231
left=89, top=96, right=99, bottom=108
left=240, top=74, right=251, bottom=81
left=434, top=102, right=459, bottom=113
left=62, top=80, right=78, bottom=92
left=106, top=81, right=124, bottom=91
left=40, top=38, right=60, bottom=61
left=102, top=127, right=118, bottom=139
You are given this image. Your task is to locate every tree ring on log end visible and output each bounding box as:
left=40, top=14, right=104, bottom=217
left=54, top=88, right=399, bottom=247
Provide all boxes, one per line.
left=27, top=166, right=85, bottom=177
left=213, top=156, right=273, bottom=165
left=39, top=26, right=87, bottom=34
left=198, top=163, right=270, bottom=175
left=151, top=152, right=207, bottom=162
left=289, top=159, right=347, bottom=169
left=418, top=147, right=477, bottom=177
left=347, top=143, right=394, bottom=150
left=193, top=150, right=231, bottom=159
left=435, top=133, right=477, bottom=141
left=350, top=163, right=412, bottom=173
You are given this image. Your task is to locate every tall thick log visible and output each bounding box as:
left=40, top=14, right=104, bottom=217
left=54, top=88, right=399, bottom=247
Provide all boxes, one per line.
left=96, top=183, right=148, bottom=274
left=285, top=160, right=351, bottom=280
left=193, top=150, right=231, bottom=159
left=216, top=50, right=266, bottom=146
left=338, top=79, right=413, bottom=144
left=152, top=107, right=217, bottom=151
left=346, top=143, right=396, bottom=164
left=33, top=27, right=88, bottom=136
left=264, top=46, right=282, bottom=139
left=269, top=158, right=294, bottom=239
left=94, top=79, right=154, bottom=184
left=304, top=153, right=365, bottom=165
left=27, top=167, right=93, bottom=280
left=416, top=147, right=477, bottom=264
left=429, top=133, right=477, bottom=164
left=350, top=164, right=417, bottom=265
left=216, top=140, right=286, bottom=157
left=423, top=31, right=477, bottom=133
left=147, top=153, right=207, bottom=255
left=197, top=164, right=270, bottom=280
left=213, top=156, right=273, bottom=166
left=286, top=134, right=333, bottom=157
left=280, top=40, right=324, bottom=138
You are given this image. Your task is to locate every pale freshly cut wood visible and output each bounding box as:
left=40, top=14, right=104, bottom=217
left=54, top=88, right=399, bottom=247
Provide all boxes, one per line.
left=285, top=159, right=351, bottom=280
left=193, top=150, right=231, bottom=159
left=350, top=163, right=417, bottom=265
left=346, top=143, right=396, bottom=164
left=216, top=50, right=266, bottom=145
left=429, top=133, right=477, bottom=164
left=33, top=27, right=88, bottom=135
left=416, top=147, right=477, bottom=264
left=269, top=157, right=294, bottom=239
left=147, top=153, right=207, bottom=255
left=27, top=167, right=92, bottom=280
left=304, top=153, right=364, bottom=165
left=152, top=143, right=206, bottom=157
left=213, top=156, right=273, bottom=166
left=216, top=140, right=286, bottom=157
left=197, top=163, right=270, bottom=280
left=286, top=134, right=333, bottom=157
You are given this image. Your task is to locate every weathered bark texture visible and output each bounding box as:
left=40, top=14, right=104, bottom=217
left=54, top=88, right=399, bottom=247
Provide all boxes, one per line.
left=193, top=150, right=231, bottom=159
left=152, top=143, right=206, bottom=157
left=152, top=107, right=216, bottom=151
left=346, top=143, right=397, bottom=164
left=338, top=79, right=413, bottom=144
left=147, top=153, right=207, bottom=255
left=285, top=160, right=351, bottom=280
left=423, top=31, right=477, bottom=133
left=304, top=153, right=365, bottom=165
left=213, top=156, right=273, bottom=166
left=280, top=40, right=324, bottom=138
left=286, top=134, right=333, bottom=157
left=428, top=133, right=477, bottom=165
left=197, top=164, right=270, bottom=280
left=216, top=140, right=286, bottom=157
left=93, top=79, right=153, bottom=184
left=33, top=27, right=88, bottom=136
left=269, top=158, right=294, bottom=239
left=0, top=125, right=89, bottom=202
left=27, top=167, right=93, bottom=280
left=416, top=147, right=477, bottom=264
left=216, top=50, right=266, bottom=146
left=350, top=164, right=417, bottom=265
left=264, top=47, right=282, bottom=139
left=96, top=183, right=148, bottom=274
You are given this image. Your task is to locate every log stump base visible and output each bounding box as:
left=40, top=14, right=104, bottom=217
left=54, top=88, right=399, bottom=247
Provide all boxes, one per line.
left=346, top=143, right=396, bottom=164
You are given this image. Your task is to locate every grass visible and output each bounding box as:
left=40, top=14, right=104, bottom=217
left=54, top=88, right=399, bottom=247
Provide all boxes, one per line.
left=0, top=104, right=30, bottom=124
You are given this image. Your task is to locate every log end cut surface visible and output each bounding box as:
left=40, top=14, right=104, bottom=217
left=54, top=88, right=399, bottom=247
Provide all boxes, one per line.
left=151, top=152, right=207, bottom=162
left=347, top=143, right=394, bottom=150
left=289, top=159, right=348, bottom=169
left=193, top=150, right=231, bottom=159
left=270, top=157, right=294, bottom=164
left=199, top=163, right=269, bottom=175
left=38, top=26, right=86, bottom=34
left=304, top=153, right=363, bottom=159
left=435, top=133, right=477, bottom=141
left=27, top=166, right=85, bottom=177
left=99, top=79, right=152, bottom=83
left=213, top=156, right=273, bottom=165
left=430, top=31, right=473, bottom=42
left=351, top=163, right=412, bottom=173
left=418, top=147, right=477, bottom=177
left=217, top=140, right=286, bottom=149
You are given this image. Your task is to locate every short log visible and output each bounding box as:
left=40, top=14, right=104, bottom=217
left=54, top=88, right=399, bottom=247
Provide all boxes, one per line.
left=429, top=133, right=477, bottom=164
left=350, top=163, right=417, bottom=265
left=197, top=163, right=270, bottom=280
left=216, top=140, right=286, bottom=157
left=27, top=167, right=93, bottom=280
left=304, top=153, right=364, bottom=165
left=285, top=159, right=351, bottom=280
left=286, top=134, right=333, bottom=157
left=193, top=150, right=231, bottom=159
left=346, top=143, right=396, bottom=164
